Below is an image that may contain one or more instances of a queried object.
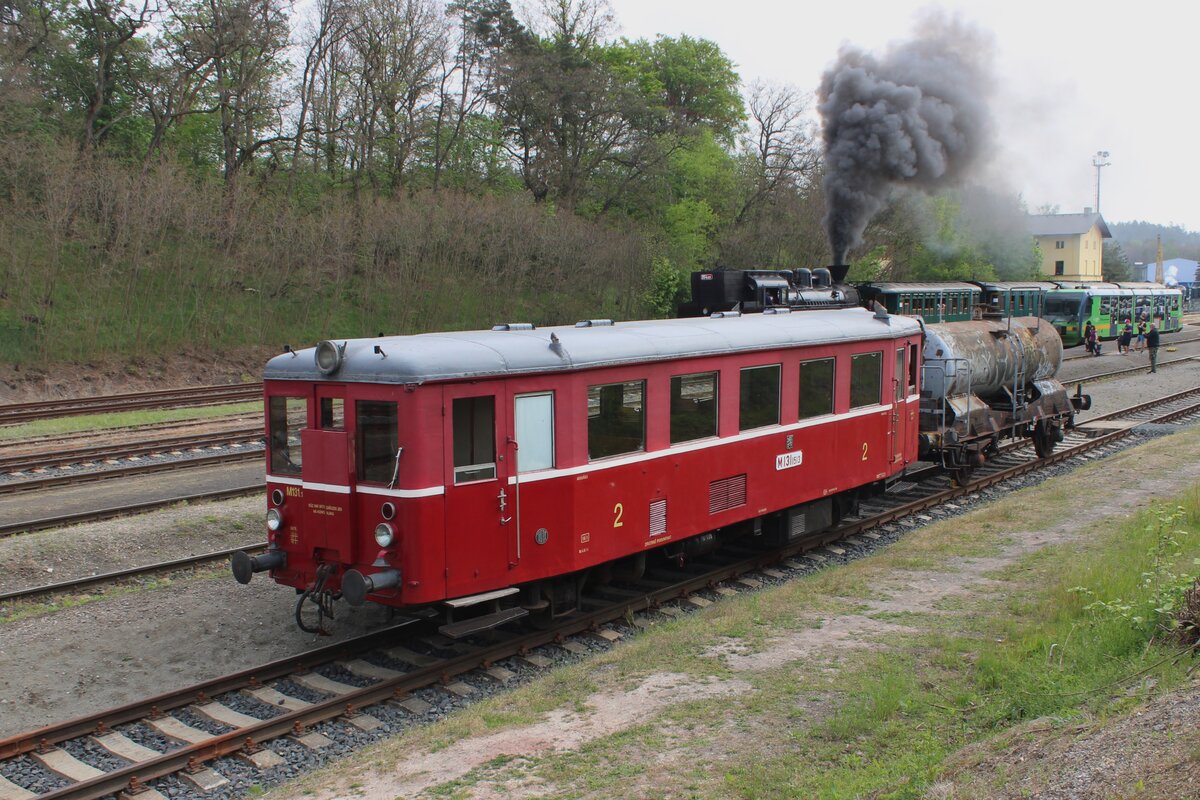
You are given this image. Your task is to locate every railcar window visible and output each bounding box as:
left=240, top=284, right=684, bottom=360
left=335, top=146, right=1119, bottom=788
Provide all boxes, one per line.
left=269, top=397, right=306, bottom=475
left=514, top=392, right=554, bottom=472
left=799, top=358, right=834, bottom=419
left=908, top=345, right=919, bottom=394
left=850, top=352, right=883, bottom=409
left=588, top=381, right=645, bottom=460
left=1044, top=296, right=1081, bottom=316
left=670, top=372, right=718, bottom=444
left=453, top=396, right=496, bottom=482
left=895, top=349, right=904, bottom=401
left=739, top=364, right=780, bottom=431
left=357, top=401, right=398, bottom=483
left=319, top=397, right=344, bottom=429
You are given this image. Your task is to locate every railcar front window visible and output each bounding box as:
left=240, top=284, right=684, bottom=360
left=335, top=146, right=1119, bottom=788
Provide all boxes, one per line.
left=799, top=358, right=834, bottom=419
left=670, top=372, right=718, bottom=444
left=850, top=352, right=882, bottom=409
left=268, top=396, right=306, bottom=475
left=453, top=396, right=496, bottom=482
left=1044, top=296, right=1082, bottom=318
left=357, top=401, right=398, bottom=484
left=588, top=381, right=645, bottom=460
left=739, top=364, right=780, bottom=431
left=319, top=397, right=344, bottom=429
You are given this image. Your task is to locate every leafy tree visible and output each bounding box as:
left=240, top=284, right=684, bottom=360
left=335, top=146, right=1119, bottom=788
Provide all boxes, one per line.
left=1102, top=239, right=1134, bottom=282
left=620, top=33, right=742, bottom=142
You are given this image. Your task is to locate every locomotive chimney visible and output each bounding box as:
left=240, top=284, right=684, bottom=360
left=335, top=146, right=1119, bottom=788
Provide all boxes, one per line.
left=828, top=264, right=850, bottom=283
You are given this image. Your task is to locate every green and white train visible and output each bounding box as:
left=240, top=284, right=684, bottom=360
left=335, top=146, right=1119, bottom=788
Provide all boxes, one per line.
left=1042, top=282, right=1184, bottom=347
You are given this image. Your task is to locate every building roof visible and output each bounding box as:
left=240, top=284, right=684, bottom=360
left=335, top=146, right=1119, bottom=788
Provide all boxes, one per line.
left=1027, top=212, right=1112, bottom=239
left=264, top=308, right=922, bottom=385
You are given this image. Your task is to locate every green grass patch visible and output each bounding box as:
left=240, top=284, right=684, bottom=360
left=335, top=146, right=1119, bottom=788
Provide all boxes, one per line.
left=0, top=402, right=261, bottom=441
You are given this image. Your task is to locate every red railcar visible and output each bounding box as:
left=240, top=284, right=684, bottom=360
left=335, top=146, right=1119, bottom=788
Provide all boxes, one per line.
left=234, top=308, right=924, bottom=633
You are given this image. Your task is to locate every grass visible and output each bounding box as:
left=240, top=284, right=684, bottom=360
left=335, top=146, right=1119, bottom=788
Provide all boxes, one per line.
left=0, top=402, right=262, bottom=441
left=266, top=428, right=1200, bottom=800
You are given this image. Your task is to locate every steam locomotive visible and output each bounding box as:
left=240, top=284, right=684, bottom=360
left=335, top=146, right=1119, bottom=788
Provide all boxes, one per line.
left=231, top=264, right=1088, bottom=634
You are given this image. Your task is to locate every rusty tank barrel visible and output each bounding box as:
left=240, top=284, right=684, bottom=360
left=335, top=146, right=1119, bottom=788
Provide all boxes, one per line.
left=922, top=317, right=1063, bottom=400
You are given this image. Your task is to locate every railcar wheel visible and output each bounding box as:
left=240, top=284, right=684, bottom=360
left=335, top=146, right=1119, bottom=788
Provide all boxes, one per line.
left=1032, top=421, right=1057, bottom=458
left=951, top=467, right=975, bottom=486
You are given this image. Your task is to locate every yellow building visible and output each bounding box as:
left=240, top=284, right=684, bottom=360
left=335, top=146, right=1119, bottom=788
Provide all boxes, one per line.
left=1027, top=210, right=1111, bottom=281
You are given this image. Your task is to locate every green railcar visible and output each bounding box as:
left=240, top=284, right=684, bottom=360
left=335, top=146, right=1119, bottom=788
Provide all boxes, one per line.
left=1044, top=282, right=1184, bottom=346
left=971, top=281, right=1058, bottom=319
left=856, top=282, right=981, bottom=323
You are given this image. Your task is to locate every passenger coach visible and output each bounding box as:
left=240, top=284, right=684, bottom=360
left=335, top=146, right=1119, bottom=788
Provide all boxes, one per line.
left=238, top=308, right=924, bottom=634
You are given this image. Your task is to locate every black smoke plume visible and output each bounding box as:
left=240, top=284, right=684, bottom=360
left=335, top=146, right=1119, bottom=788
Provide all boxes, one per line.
left=818, top=13, right=995, bottom=265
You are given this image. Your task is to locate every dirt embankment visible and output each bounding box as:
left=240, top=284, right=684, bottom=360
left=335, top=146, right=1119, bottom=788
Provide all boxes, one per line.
left=0, top=347, right=273, bottom=404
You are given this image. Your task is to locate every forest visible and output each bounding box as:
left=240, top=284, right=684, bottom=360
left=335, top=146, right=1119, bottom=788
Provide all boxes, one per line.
left=1, top=0, right=1056, bottom=363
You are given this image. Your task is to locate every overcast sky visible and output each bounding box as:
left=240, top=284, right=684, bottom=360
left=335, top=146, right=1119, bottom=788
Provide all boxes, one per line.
left=605, top=0, right=1199, bottom=233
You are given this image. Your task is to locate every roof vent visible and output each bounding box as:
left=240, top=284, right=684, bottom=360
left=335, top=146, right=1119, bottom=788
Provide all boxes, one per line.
left=491, top=323, right=536, bottom=331
left=710, top=311, right=741, bottom=319
left=763, top=307, right=791, bottom=315
left=574, top=319, right=614, bottom=328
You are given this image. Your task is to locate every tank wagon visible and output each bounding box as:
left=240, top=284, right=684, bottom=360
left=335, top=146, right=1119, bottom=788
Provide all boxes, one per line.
left=920, top=316, right=1085, bottom=483
left=234, top=308, right=927, bottom=635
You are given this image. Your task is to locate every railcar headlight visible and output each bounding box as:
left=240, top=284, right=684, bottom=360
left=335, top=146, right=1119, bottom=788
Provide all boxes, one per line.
left=266, top=508, right=284, bottom=531
left=315, top=340, right=344, bottom=375
left=374, top=522, right=395, bottom=547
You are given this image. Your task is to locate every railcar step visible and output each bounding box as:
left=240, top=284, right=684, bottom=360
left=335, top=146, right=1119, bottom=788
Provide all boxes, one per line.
left=443, top=586, right=520, bottom=609
left=438, top=606, right=528, bottom=639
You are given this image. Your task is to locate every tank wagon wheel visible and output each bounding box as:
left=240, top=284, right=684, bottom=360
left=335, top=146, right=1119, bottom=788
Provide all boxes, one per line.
left=1032, top=421, right=1058, bottom=458
left=951, top=466, right=975, bottom=486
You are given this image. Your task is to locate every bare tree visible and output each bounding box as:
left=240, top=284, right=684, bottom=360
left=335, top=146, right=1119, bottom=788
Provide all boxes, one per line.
left=735, top=80, right=819, bottom=225
left=191, top=0, right=291, bottom=182
left=343, top=0, right=444, bottom=192
left=286, top=0, right=355, bottom=192
left=139, top=0, right=218, bottom=163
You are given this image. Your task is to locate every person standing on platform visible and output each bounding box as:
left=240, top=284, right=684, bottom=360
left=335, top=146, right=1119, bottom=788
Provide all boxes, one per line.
left=1147, top=323, right=1160, bottom=373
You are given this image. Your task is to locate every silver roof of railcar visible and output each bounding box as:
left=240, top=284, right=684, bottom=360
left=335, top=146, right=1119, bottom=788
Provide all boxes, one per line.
left=265, top=307, right=922, bottom=385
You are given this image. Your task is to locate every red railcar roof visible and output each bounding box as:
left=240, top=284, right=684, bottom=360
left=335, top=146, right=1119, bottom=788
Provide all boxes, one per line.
left=265, top=307, right=922, bottom=385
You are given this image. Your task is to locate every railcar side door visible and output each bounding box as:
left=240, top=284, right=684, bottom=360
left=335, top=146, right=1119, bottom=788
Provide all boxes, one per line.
left=891, top=346, right=905, bottom=464
left=443, top=384, right=512, bottom=598
left=299, top=385, right=358, bottom=563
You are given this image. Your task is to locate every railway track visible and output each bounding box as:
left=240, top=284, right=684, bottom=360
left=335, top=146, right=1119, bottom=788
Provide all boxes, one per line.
left=0, top=427, right=263, bottom=474
left=0, top=543, right=268, bottom=609
left=2, top=387, right=1199, bottom=800
left=0, top=384, right=263, bottom=426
